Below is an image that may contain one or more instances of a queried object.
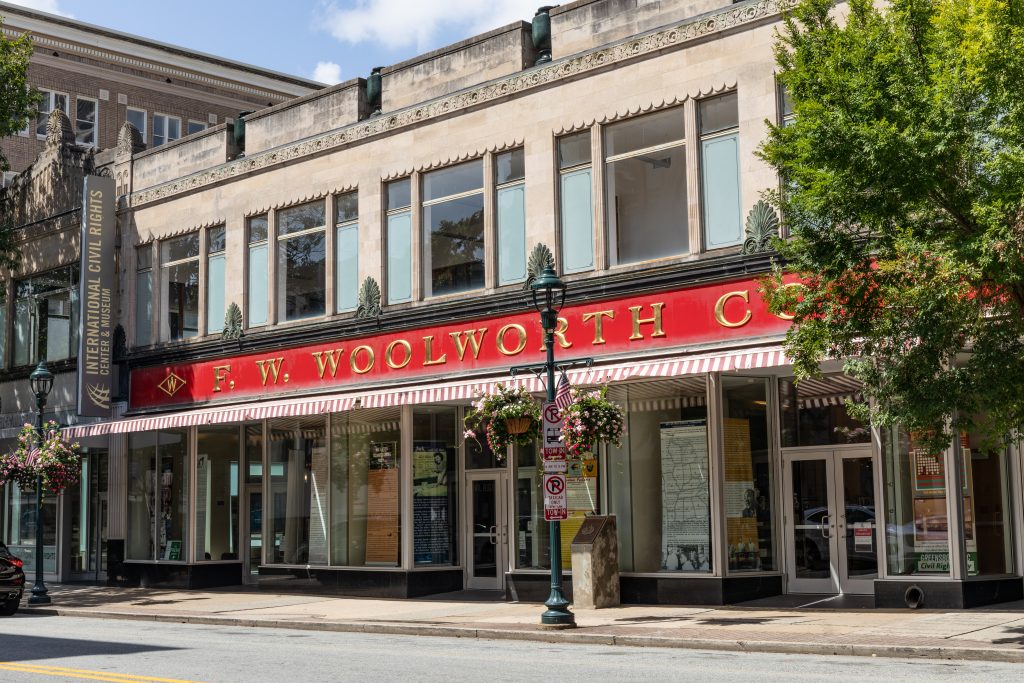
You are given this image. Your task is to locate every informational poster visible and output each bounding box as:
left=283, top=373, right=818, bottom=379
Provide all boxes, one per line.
left=723, top=418, right=759, bottom=570
left=559, top=448, right=598, bottom=566
left=413, top=443, right=451, bottom=564
left=365, top=441, right=399, bottom=565
left=659, top=420, right=711, bottom=572
left=909, top=433, right=977, bottom=574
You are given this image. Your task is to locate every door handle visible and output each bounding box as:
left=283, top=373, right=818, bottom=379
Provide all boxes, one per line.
left=821, top=514, right=831, bottom=539
left=489, top=525, right=497, bottom=545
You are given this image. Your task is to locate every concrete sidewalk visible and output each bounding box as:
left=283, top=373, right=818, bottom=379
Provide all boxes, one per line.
left=23, top=585, right=1024, bottom=663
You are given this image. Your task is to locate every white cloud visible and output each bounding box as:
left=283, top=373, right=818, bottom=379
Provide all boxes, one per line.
left=311, top=60, right=343, bottom=85
left=2, top=1, right=73, bottom=18
left=318, top=0, right=541, bottom=52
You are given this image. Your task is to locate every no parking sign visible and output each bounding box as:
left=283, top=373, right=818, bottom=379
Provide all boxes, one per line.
left=543, top=473, right=567, bottom=521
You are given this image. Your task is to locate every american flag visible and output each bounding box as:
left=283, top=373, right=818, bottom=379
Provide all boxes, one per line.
left=554, top=372, right=572, bottom=410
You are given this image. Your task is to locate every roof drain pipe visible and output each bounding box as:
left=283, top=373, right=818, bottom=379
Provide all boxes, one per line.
left=532, top=6, right=555, bottom=65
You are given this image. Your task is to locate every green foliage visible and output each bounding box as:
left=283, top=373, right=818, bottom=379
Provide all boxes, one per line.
left=759, top=0, right=1024, bottom=452
left=464, top=383, right=541, bottom=458
left=0, top=18, right=35, bottom=172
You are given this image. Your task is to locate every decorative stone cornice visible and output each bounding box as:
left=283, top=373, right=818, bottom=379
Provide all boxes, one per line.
left=551, top=85, right=733, bottom=135
left=381, top=139, right=523, bottom=181
left=129, top=0, right=796, bottom=208
left=244, top=187, right=352, bottom=218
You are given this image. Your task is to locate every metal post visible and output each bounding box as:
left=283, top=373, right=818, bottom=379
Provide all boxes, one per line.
left=29, top=394, right=50, bottom=606
left=540, top=309, right=574, bottom=627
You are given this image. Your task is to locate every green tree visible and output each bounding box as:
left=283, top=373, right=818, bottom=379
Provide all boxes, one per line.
left=759, top=0, right=1024, bottom=451
left=0, top=17, right=35, bottom=172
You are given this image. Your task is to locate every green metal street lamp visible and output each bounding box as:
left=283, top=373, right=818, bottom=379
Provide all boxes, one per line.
left=28, top=360, right=54, bottom=606
left=529, top=265, right=574, bottom=628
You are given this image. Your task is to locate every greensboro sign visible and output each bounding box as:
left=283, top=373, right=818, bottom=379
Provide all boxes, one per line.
left=77, top=174, right=115, bottom=417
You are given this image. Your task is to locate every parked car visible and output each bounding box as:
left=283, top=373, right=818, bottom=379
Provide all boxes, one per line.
left=0, top=542, right=26, bottom=616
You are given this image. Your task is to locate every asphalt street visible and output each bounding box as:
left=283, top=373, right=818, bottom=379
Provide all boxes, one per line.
left=0, top=614, right=1019, bottom=682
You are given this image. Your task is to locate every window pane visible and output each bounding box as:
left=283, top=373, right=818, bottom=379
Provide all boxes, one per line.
left=167, top=117, right=181, bottom=140
left=136, top=246, right=152, bottom=270
left=159, top=429, right=190, bottom=560
left=387, top=211, right=412, bottom=304
left=424, top=193, right=484, bottom=297
left=207, top=253, right=226, bottom=334
left=496, top=149, right=525, bottom=185
left=13, top=298, right=31, bottom=366
left=127, top=432, right=157, bottom=560
left=778, top=85, right=794, bottom=119
left=0, top=296, right=6, bottom=367
left=278, top=231, right=326, bottom=320
left=336, top=225, right=359, bottom=312
left=248, top=215, right=268, bottom=243
left=699, top=93, right=739, bottom=135
left=154, top=115, right=166, bottom=140
left=960, top=429, right=1014, bottom=575
left=248, top=243, right=268, bottom=326
left=75, top=99, right=96, bottom=145
left=187, top=121, right=206, bottom=135
left=268, top=417, right=327, bottom=565
left=279, top=200, right=326, bottom=235
left=413, top=407, right=458, bottom=566
left=335, top=192, right=358, bottom=224
left=560, top=168, right=594, bottom=273
left=497, top=185, right=526, bottom=285
left=135, top=270, right=152, bottom=346
left=605, top=108, right=684, bottom=157
left=330, top=409, right=402, bottom=566
left=607, top=146, right=688, bottom=264
left=558, top=132, right=591, bottom=169
left=162, top=234, right=200, bottom=262
left=778, top=376, right=870, bottom=448
left=127, top=108, right=147, bottom=139
left=208, top=226, right=226, bottom=254
left=164, top=260, right=199, bottom=340
left=196, top=426, right=240, bottom=562
left=387, top=179, right=411, bottom=210
left=42, top=289, right=76, bottom=362
left=701, top=133, right=743, bottom=248
left=722, top=376, right=775, bottom=572
left=515, top=442, right=548, bottom=569
left=423, top=160, right=483, bottom=201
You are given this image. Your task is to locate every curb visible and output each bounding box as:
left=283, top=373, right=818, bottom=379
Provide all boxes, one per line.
left=26, top=607, right=1024, bottom=664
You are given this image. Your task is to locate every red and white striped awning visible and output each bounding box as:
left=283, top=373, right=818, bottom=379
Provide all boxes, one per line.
left=64, top=344, right=788, bottom=437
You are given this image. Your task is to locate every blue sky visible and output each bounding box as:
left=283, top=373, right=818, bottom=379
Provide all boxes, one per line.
left=4, top=0, right=544, bottom=84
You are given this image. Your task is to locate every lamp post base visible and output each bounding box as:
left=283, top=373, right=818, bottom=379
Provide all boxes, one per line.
left=28, top=586, right=51, bottom=606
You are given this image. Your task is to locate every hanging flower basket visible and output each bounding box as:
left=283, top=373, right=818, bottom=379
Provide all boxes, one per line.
left=464, top=383, right=541, bottom=458
left=0, top=421, right=81, bottom=494
left=562, top=386, right=625, bottom=457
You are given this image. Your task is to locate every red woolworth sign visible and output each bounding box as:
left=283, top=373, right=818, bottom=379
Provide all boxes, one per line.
left=130, top=276, right=796, bottom=410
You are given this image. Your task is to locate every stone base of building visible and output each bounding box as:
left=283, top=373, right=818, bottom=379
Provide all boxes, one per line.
left=505, top=572, right=782, bottom=605
left=874, top=577, right=1023, bottom=609
left=254, top=566, right=464, bottom=598
left=109, top=560, right=243, bottom=589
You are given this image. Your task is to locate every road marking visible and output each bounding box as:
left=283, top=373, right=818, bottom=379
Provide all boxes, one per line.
left=0, top=663, right=203, bottom=683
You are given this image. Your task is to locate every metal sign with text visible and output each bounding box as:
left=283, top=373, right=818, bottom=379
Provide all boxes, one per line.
left=77, top=174, right=115, bottom=418
left=543, top=473, right=567, bottom=521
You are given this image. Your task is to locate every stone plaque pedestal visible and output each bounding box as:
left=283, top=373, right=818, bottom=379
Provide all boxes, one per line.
left=570, top=515, right=619, bottom=609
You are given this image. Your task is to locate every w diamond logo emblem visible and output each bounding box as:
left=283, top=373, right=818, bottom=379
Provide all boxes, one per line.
left=158, top=372, right=187, bottom=397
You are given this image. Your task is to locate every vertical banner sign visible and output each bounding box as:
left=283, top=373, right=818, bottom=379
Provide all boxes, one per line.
left=77, top=174, right=115, bottom=417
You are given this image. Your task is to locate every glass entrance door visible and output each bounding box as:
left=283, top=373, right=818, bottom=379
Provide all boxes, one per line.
left=69, top=449, right=108, bottom=581
left=465, top=472, right=508, bottom=590
left=783, top=448, right=878, bottom=594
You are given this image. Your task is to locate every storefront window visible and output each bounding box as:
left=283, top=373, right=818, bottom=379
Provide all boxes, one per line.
left=607, top=378, right=711, bottom=573
left=959, top=429, right=1015, bottom=576
left=412, top=407, right=458, bottom=566
left=196, top=426, right=240, bottom=561
left=515, top=441, right=549, bottom=570
left=269, top=416, right=327, bottom=564
left=881, top=428, right=951, bottom=576
left=127, top=429, right=189, bottom=561
left=329, top=408, right=401, bottom=567
left=722, top=376, right=776, bottom=572
left=3, top=484, right=57, bottom=573
left=779, top=375, right=870, bottom=448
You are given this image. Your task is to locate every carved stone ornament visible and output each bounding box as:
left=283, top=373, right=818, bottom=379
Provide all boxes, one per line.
left=117, top=121, right=146, bottom=156
left=741, top=200, right=781, bottom=255
left=355, top=277, right=382, bottom=319
left=222, top=302, right=243, bottom=341
left=524, top=243, right=555, bottom=290
left=45, top=108, right=75, bottom=148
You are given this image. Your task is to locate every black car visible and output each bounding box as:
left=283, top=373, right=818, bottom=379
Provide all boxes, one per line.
left=0, top=542, right=25, bottom=615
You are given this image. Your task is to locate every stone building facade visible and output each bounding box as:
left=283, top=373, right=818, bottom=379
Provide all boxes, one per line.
left=1, top=0, right=1021, bottom=609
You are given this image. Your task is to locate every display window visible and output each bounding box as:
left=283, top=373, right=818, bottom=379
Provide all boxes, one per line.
left=778, top=374, right=870, bottom=448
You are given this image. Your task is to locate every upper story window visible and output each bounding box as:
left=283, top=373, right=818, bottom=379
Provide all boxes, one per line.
left=277, top=200, right=326, bottom=322
left=161, top=234, right=200, bottom=340
left=207, top=226, right=226, bottom=335
left=153, top=114, right=181, bottom=147
left=247, top=215, right=269, bottom=327
left=135, top=246, right=153, bottom=347
left=495, top=149, right=527, bottom=286
left=386, top=178, right=413, bottom=305
left=127, top=107, right=147, bottom=143
left=558, top=132, right=595, bottom=274
left=422, top=160, right=484, bottom=297
left=335, top=192, right=359, bottom=313
left=778, top=83, right=795, bottom=126
left=13, top=264, right=79, bottom=367
left=187, top=120, right=207, bottom=136
left=699, top=92, right=742, bottom=249
left=605, top=107, right=688, bottom=265
left=36, top=90, right=68, bottom=137
left=75, top=97, right=98, bottom=146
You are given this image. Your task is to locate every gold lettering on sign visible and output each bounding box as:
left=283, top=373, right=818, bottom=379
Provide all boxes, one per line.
left=423, top=336, right=448, bottom=366
left=714, top=290, right=752, bottom=328
left=497, top=323, right=528, bottom=356
left=255, top=357, right=285, bottom=385
left=552, top=317, right=572, bottom=350
left=212, top=365, right=232, bottom=393
left=773, top=282, right=806, bottom=321
left=582, top=310, right=615, bottom=345
left=628, top=303, right=666, bottom=340
left=312, top=349, right=345, bottom=378
left=385, top=339, right=412, bottom=369
left=450, top=328, right=487, bottom=361
left=351, top=345, right=375, bottom=374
